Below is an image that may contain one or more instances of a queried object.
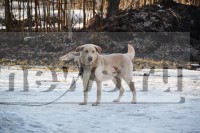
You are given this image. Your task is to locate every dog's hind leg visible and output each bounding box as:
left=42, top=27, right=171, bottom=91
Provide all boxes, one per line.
left=122, top=75, right=136, bottom=104
left=112, top=77, right=125, bottom=103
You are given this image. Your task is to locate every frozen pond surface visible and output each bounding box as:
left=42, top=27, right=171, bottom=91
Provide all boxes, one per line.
left=0, top=67, right=200, bottom=133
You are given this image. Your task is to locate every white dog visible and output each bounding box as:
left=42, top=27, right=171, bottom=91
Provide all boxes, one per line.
left=74, top=44, right=136, bottom=106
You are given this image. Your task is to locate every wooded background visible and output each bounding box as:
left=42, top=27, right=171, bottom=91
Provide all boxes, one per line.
left=0, top=0, right=199, bottom=32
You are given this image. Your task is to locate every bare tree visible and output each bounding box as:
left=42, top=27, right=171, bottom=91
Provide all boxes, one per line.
left=5, top=0, right=11, bottom=31
left=27, top=0, right=32, bottom=31
left=106, top=0, right=121, bottom=18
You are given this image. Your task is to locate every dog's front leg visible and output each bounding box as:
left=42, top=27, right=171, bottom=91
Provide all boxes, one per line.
left=92, top=81, right=102, bottom=106
left=79, top=71, right=91, bottom=105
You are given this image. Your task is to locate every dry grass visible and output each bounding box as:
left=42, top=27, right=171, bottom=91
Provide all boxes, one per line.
left=133, top=57, right=188, bottom=70
left=1, top=57, right=189, bottom=72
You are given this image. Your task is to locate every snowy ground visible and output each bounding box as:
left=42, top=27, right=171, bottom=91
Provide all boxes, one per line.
left=0, top=66, right=200, bottom=133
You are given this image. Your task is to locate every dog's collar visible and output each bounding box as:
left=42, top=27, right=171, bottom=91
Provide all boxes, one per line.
left=78, top=63, right=90, bottom=77
left=78, top=66, right=84, bottom=77
left=78, top=64, right=97, bottom=77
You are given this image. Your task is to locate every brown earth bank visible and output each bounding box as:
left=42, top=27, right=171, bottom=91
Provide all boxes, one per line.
left=0, top=32, right=191, bottom=69
left=85, top=1, right=200, bottom=60
left=0, top=1, right=199, bottom=69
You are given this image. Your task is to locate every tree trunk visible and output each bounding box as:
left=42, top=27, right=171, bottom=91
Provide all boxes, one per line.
left=106, top=0, right=120, bottom=18
left=27, top=0, right=32, bottom=31
left=5, top=0, right=11, bottom=31
left=35, top=0, right=39, bottom=31
left=83, top=0, right=86, bottom=29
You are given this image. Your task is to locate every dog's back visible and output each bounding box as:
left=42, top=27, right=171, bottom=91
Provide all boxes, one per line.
left=101, top=44, right=135, bottom=70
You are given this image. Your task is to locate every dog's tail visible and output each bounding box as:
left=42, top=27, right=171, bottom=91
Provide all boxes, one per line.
left=127, top=44, right=135, bottom=60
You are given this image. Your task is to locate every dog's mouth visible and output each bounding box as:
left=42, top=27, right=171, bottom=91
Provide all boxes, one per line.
left=82, top=60, right=94, bottom=66
left=86, top=61, right=93, bottom=65
left=84, top=58, right=93, bottom=64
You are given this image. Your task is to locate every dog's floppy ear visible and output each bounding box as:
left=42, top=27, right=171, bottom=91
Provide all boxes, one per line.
left=75, top=46, right=84, bottom=52
left=95, top=45, right=102, bottom=53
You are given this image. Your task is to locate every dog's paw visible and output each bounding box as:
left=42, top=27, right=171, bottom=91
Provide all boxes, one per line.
left=113, top=99, right=120, bottom=103
left=79, top=102, right=87, bottom=105
left=131, top=101, right=137, bottom=104
left=92, top=102, right=100, bottom=106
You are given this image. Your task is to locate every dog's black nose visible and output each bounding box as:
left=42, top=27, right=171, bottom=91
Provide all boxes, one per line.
left=88, top=57, right=93, bottom=62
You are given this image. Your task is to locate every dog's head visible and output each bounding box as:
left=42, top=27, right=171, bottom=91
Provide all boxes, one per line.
left=75, top=44, right=102, bottom=65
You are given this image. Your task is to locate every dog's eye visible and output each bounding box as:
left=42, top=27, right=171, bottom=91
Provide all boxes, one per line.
left=92, top=51, right=95, bottom=53
left=85, top=50, right=88, bottom=53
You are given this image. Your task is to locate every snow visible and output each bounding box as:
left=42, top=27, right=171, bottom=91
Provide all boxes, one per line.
left=0, top=66, right=200, bottom=133
left=0, top=23, right=5, bottom=30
